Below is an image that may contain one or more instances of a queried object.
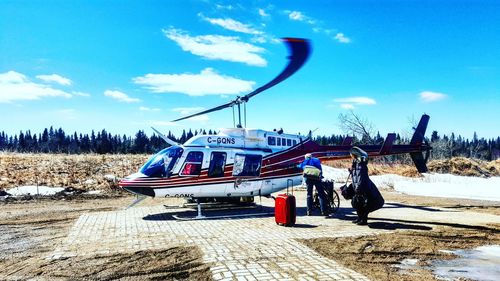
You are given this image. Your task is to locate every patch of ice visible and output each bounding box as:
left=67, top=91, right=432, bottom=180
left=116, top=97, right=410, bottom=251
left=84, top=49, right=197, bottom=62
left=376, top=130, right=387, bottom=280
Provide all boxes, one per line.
left=104, top=174, right=117, bottom=182
left=87, top=190, right=102, bottom=195
left=394, top=258, right=420, bottom=272
left=7, top=186, right=65, bottom=196
left=432, top=245, right=500, bottom=281
left=84, top=179, right=96, bottom=185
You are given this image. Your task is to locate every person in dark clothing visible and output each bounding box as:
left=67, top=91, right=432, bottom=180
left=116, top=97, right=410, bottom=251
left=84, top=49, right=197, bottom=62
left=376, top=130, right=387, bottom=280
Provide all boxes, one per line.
left=349, top=146, right=385, bottom=225
left=299, top=153, right=328, bottom=217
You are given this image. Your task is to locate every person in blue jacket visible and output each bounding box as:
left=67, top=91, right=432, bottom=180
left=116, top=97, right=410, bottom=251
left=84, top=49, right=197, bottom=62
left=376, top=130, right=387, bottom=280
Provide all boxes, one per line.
left=299, top=153, right=328, bottom=216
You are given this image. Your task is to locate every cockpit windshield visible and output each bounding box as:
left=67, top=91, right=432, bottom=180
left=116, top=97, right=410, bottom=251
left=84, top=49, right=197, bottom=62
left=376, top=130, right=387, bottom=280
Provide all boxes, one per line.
left=139, top=146, right=183, bottom=178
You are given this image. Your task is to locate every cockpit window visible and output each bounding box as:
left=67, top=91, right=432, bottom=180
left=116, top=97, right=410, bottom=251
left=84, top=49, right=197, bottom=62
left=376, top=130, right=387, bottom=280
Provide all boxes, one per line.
left=208, top=152, right=226, bottom=178
left=180, top=151, right=203, bottom=176
left=139, top=146, right=183, bottom=178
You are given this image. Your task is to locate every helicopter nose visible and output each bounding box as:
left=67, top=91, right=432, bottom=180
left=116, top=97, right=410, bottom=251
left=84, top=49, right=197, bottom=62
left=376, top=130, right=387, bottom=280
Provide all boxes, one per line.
left=119, top=173, right=156, bottom=197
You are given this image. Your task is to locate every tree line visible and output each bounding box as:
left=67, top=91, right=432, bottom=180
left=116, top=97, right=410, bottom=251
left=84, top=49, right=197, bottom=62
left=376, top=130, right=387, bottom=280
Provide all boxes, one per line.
left=0, top=126, right=499, bottom=161
left=0, top=127, right=216, bottom=154
left=313, top=131, right=500, bottom=161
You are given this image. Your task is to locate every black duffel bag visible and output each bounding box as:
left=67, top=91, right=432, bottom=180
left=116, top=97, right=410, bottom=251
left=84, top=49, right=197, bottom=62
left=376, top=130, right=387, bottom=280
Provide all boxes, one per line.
left=340, top=183, right=355, bottom=200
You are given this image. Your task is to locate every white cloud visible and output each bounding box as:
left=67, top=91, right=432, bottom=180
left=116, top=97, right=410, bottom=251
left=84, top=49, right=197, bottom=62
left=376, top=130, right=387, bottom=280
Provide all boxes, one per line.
left=104, top=90, right=141, bottom=103
left=172, top=107, right=205, bottom=115
left=288, top=11, right=305, bottom=21
left=163, top=28, right=267, bottom=66
left=419, top=91, right=448, bottom=102
left=36, top=74, right=72, bottom=86
left=139, top=106, right=160, bottom=112
left=72, top=91, right=90, bottom=97
left=172, top=107, right=210, bottom=122
left=332, top=96, right=376, bottom=109
left=0, top=71, right=72, bottom=103
left=285, top=10, right=350, bottom=44
left=259, top=9, right=269, bottom=17
left=340, top=104, right=355, bottom=110
left=334, top=97, right=376, bottom=105
left=215, top=4, right=233, bottom=10
left=133, top=68, right=255, bottom=96
left=199, top=14, right=262, bottom=35
left=334, top=33, right=351, bottom=44
left=287, top=10, right=315, bottom=24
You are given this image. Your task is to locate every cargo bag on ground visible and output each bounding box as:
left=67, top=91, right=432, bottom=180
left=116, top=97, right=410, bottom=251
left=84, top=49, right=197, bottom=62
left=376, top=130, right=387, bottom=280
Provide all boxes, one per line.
left=275, top=193, right=296, bottom=226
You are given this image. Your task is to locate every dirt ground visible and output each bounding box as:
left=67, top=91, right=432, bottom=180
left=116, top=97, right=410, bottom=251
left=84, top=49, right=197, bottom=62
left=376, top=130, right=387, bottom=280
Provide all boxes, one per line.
left=302, top=225, right=500, bottom=281
left=0, top=196, right=212, bottom=280
left=1, top=191, right=499, bottom=280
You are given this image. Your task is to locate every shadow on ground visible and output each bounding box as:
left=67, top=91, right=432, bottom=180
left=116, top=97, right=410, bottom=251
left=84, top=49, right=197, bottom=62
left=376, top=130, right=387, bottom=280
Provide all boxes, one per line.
left=143, top=204, right=275, bottom=221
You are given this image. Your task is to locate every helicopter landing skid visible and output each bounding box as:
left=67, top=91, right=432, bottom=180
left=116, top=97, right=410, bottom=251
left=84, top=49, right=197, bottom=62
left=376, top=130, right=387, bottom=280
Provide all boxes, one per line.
left=171, top=200, right=273, bottom=221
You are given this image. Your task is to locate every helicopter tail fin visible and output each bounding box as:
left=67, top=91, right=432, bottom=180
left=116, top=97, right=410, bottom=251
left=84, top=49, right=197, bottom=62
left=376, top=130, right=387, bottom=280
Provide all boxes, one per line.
left=409, top=114, right=430, bottom=173
left=410, top=114, right=430, bottom=145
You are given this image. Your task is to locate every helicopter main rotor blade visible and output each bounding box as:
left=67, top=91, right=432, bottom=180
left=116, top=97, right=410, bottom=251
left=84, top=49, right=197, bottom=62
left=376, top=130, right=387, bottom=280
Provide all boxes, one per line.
left=241, top=38, right=311, bottom=102
left=171, top=101, right=234, bottom=122
left=171, top=37, right=311, bottom=123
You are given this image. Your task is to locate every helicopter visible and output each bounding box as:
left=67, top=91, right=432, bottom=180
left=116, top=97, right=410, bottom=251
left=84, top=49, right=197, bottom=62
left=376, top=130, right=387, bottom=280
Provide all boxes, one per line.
left=119, top=38, right=431, bottom=212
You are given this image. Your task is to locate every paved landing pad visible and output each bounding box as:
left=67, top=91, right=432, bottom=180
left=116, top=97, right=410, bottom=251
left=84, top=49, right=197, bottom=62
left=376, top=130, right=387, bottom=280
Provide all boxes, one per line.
left=50, top=193, right=500, bottom=281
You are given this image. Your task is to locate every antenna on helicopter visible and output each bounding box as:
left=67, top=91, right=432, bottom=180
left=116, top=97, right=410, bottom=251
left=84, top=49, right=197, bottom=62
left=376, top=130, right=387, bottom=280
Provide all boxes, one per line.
left=151, top=127, right=180, bottom=146
left=171, top=38, right=312, bottom=128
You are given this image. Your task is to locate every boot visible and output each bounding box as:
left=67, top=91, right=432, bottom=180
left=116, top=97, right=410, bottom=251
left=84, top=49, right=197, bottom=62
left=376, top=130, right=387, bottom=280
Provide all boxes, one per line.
left=352, top=218, right=361, bottom=224
left=356, top=219, right=368, bottom=225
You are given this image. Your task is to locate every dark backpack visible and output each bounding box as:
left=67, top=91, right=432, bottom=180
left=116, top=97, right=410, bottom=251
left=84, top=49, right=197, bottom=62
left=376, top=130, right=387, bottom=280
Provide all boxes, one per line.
left=340, top=183, right=355, bottom=200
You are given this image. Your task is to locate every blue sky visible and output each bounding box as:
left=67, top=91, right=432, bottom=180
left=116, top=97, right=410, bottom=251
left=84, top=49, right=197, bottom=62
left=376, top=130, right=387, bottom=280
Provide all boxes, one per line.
left=1, top=0, right=499, bottom=139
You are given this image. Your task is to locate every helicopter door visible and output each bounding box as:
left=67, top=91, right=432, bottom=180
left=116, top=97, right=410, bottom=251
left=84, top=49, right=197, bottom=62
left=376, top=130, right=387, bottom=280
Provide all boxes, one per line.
left=199, top=152, right=231, bottom=197
left=226, top=153, right=263, bottom=196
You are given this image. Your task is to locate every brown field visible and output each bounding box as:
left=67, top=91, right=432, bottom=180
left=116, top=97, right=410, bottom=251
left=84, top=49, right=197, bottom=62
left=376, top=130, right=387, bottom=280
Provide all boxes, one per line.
left=0, top=153, right=149, bottom=191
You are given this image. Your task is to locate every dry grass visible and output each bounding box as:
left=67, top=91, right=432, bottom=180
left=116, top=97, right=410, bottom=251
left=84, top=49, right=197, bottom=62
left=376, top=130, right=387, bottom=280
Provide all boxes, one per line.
left=0, top=153, right=148, bottom=191
left=428, top=157, right=500, bottom=177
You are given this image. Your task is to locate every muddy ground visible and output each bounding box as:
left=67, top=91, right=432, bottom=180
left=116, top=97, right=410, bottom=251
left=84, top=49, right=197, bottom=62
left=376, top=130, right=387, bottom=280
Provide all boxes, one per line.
left=301, top=190, right=500, bottom=281
left=302, top=225, right=500, bottom=281
left=0, top=196, right=212, bottom=280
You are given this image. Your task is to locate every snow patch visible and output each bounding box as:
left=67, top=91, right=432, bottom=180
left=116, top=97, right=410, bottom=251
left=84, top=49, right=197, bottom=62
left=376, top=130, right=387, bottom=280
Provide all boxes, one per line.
left=87, top=190, right=102, bottom=195
left=7, top=186, right=65, bottom=196
left=84, top=179, right=96, bottom=185
left=321, top=166, right=349, bottom=182
left=104, top=174, right=117, bottom=182
left=322, top=165, right=500, bottom=201
left=395, top=174, right=500, bottom=201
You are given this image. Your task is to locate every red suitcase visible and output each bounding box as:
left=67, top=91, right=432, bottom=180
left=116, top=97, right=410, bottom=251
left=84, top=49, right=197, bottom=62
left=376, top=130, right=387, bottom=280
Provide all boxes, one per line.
left=275, top=194, right=296, bottom=226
